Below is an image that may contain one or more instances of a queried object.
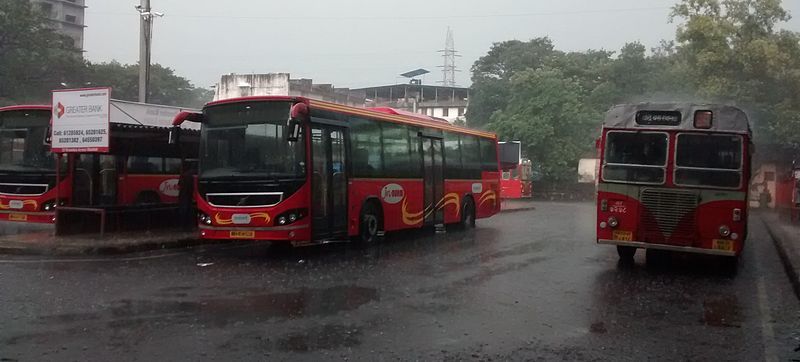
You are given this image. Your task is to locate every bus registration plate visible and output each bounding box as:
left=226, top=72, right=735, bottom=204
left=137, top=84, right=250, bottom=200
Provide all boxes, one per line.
left=229, top=230, right=255, bottom=239
left=8, top=213, right=27, bottom=221
left=712, top=239, right=734, bottom=252
left=612, top=230, right=633, bottom=241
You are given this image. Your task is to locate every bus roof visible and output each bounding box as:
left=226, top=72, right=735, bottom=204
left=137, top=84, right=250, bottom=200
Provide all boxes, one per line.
left=206, top=96, right=497, bottom=139
left=0, top=105, right=51, bottom=112
left=603, top=103, right=751, bottom=135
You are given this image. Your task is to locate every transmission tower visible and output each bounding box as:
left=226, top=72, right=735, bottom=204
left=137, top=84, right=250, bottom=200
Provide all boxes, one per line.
left=438, top=27, right=460, bottom=87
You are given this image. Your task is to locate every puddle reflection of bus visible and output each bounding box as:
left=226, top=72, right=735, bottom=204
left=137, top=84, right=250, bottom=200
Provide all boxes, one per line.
left=171, top=96, right=502, bottom=246
left=596, top=103, right=751, bottom=267
left=501, top=159, right=532, bottom=199
left=0, top=102, right=199, bottom=224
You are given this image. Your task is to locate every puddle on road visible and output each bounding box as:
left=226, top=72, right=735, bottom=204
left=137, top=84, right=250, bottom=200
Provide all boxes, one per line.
left=276, top=324, right=362, bottom=352
left=702, top=296, right=741, bottom=327
left=37, top=285, right=379, bottom=329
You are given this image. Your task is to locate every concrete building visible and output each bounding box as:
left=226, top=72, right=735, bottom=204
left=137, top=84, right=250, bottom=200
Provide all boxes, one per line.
left=213, top=73, right=366, bottom=107
left=30, top=0, right=87, bottom=51
left=354, top=84, right=469, bottom=124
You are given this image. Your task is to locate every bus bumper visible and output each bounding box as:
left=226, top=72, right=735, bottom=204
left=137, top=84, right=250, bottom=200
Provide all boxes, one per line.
left=0, top=211, right=56, bottom=224
left=598, top=239, right=737, bottom=257
left=198, top=224, right=310, bottom=242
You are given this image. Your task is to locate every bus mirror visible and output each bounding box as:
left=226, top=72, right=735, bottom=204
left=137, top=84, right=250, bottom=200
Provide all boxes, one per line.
left=286, top=118, right=301, bottom=142
left=168, top=126, right=180, bottom=145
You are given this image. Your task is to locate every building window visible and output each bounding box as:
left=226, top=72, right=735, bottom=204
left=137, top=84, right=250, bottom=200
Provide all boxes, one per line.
left=65, top=15, right=77, bottom=23
left=458, top=107, right=465, bottom=116
left=39, top=3, right=53, bottom=15
left=442, top=107, right=449, bottom=117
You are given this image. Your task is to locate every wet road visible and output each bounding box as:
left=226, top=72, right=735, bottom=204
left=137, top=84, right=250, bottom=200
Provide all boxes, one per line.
left=1, top=202, right=798, bottom=361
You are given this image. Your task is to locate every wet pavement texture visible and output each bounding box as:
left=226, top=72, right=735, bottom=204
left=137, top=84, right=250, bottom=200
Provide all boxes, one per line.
left=1, top=202, right=799, bottom=361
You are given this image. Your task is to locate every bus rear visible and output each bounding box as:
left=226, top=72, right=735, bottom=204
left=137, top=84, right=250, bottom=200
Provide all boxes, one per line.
left=596, top=103, right=751, bottom=262
left=0, top=106, right=68, bottom=223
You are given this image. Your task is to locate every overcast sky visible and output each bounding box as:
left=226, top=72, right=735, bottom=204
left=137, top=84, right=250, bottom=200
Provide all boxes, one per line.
left=84, top=0, right=800, bottom=90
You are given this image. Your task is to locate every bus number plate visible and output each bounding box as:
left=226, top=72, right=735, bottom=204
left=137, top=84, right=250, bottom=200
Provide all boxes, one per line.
left=712, top=239, right=734, bottom=252
left=8, top=213, right=27, bottom=221
left=230, top=230, right=255, bottom=239
left=612, top=230, right=633, bottom=241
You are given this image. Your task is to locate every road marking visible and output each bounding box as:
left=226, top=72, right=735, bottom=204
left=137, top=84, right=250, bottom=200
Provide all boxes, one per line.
left=756, top=275, right=778, bottom=362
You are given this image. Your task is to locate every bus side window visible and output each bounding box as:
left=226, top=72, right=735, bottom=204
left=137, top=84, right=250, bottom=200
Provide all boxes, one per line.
left=164, top=158, right=182, bottom=174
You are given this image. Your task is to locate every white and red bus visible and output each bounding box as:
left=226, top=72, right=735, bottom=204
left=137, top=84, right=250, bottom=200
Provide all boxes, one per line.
left=0, top=102, right=198, bottom=223
left=596, top=103, right=751, bottom=264
left=501, top=159, right=533, bottom=199
left=171, top=96, right=501, bottom=245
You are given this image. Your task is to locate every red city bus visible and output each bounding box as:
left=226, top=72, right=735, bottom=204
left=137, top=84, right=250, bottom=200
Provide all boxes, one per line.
left=596, top=103, right=751, bottom=264
left=501, top=159, right=533, bottom=199
left=171, top=96, right=501, bottom=245
left=0, top=102, right=198, bottom=223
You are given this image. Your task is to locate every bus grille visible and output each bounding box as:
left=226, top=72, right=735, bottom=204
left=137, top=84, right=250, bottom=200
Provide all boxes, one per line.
left=640, top=188, right=698, bottom=240
left=206, top=192, right=283, bottom=208
left=0, top=183, right=48, bottom=195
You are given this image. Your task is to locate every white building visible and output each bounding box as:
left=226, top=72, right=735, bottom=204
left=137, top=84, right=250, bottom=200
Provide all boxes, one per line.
left=213, top=73, right=365, bottom=107
left=30, top=0, right=87, bottom=51
left=355, top=84, right=469, bottom=124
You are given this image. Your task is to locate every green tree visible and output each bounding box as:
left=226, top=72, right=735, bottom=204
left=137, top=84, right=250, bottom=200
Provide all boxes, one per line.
left=0, top=1, right=86, bottom=105
left=488, top=68, right=598, bottom=181
left=85, top=62, right=212, bottom=108
left=672, top=0, right=800, bottom=145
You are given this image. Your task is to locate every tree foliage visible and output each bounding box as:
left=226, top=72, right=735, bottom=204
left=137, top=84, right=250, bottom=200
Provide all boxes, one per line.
left=469, top=0, right=800, bottom=182
left=0, top=1, right=212, bottom=108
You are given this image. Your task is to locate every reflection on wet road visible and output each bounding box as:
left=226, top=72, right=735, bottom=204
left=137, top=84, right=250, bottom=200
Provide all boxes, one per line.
left=0, top=202, right=798, bottom=360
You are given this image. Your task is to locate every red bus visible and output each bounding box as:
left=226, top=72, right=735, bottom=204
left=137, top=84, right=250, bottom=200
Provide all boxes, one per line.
left=171, top=96, right=501, bottom=245
left=501, top=159, right=533, bottom=199
left=596, top=103, right=751, bottom=264
left=0, top=102, right=198, bottom=223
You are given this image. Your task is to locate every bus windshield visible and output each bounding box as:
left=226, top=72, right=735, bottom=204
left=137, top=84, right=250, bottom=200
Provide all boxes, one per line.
left=675, top=133, right=742, bottom=188
left=0, top=110, right=53, bottom=173
left=603, top=131, right=667, bottom=184
left=200, top=101, right=306, bottom=180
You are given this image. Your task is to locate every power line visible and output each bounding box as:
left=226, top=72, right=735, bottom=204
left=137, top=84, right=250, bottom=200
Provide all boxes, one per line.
left=86, top=6, right=671, bottom=21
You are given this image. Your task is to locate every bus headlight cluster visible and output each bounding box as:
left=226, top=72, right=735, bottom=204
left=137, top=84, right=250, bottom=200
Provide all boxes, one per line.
left=607, top=216, right=619, bottom=228
left=42, top=200, right=64, bottom=211
left=198, top=212, right=212, bottom=225
left=276, top=209, right=306, bottom=226
left=719, top=225, right=731, bottom=237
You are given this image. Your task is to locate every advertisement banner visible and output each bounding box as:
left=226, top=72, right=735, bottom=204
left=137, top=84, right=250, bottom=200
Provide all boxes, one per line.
left=51, top=87, right=111, bottom=153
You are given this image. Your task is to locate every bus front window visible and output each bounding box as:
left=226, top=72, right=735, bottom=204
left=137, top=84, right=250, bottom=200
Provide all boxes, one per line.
left=675, top=133, right=742, bottom=188
left=0, top=110, right=54, bottom=173
left=200, top=101, right=306, bottom=180
left=602, top=131, right=667, bottom=184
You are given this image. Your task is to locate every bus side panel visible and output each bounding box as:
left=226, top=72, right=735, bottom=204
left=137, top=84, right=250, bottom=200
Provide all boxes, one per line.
left=501, top=179, right=523, bottom=199
left=0, top=177, right=71, bottom=224
left=443, top=180, right=473, bottom=224
left=120, top=174, right=180, bottom=204
left=476, top=174, right=501, bottom=219
left=348, top=179, right=425, bottom=234
left=596, top=188, right=641, bottom=242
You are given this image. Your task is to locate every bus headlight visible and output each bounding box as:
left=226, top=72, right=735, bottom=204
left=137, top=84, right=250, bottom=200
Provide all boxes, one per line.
left=608, top=216, right=619, bottom=228
left=42, top=200, right=57, bottom=211
left=278, top=216, right=287, bottom=225
left=719, top=225, right=731, bottom=237
left=275, top=209, right=307, bottom=226
left=198, top=212, right=212, bottom=225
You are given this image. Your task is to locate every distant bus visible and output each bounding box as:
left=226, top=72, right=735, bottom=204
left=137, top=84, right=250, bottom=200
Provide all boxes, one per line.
left=0, top=102, right=199, bottom=223
left=171, top=96, right=502, bottom=245
left=501, top=159, right=532, bottom=199
left=596, top=103, right=751, bottom=265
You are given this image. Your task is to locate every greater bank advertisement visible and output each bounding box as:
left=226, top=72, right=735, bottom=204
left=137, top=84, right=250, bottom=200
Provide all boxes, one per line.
left=51, top=87, right=111, bottom=153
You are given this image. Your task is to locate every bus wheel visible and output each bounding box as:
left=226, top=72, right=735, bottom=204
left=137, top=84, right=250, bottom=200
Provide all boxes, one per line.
left=616, top=246, right=636, bottom=261
left=358, top=201, right=381, bottom=244
left=460, top=198, right=476, bottom=229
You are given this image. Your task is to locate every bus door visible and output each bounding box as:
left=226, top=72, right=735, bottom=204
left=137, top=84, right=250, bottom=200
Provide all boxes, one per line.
left=72, top=154, right=118, bottom=206
left=421, top=136, right=444, bottom=226
left=311, top=125, right=348, bottom=239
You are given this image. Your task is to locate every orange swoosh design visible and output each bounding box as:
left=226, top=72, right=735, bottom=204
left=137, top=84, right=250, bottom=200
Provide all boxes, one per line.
left=479, top=190, right=496, bottom=207
left=0, top=200, right=38, bottom=210
left=215, top=212, right=271, bottom=225
left=402, top=198, right=424, bottom=225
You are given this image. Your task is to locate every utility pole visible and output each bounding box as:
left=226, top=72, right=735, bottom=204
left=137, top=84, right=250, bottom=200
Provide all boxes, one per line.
left=137, top=0, right=151, bottom=103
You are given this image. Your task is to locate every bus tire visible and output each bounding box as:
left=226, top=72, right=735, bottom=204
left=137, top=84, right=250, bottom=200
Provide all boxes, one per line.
left=616, top=245, right=636, bottom=261
left=460, top=197, right=476, bottom=229
left=358, top=201, right=382, bottom=244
